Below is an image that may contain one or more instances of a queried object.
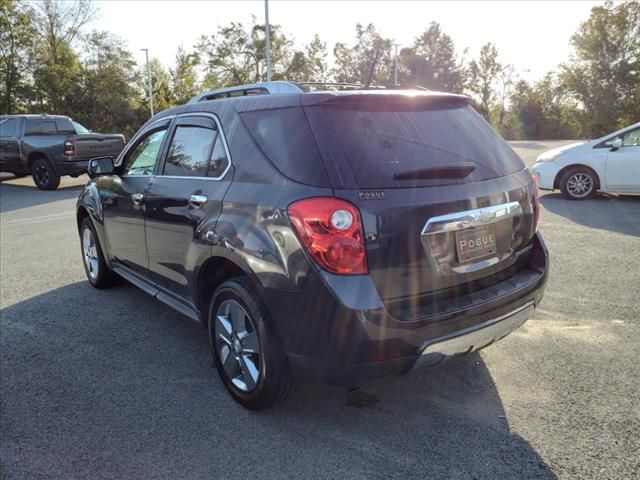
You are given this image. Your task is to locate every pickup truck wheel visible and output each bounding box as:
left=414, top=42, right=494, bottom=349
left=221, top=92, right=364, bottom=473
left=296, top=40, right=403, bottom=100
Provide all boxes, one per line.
left=80, top=217, right=116, bottom=289
left=208, top=279, right=296, bottom=410
left=559, top=168, right=596, bottom=200
left=31, top=157, right=60, bottom=190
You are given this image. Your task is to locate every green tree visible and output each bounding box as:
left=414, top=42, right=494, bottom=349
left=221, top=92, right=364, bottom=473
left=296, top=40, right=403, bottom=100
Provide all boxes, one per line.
left=81, top=30, right=140, bottom=135
left=171, top=46, right=200, bottom=105
left=136, top=58, right=173, bottom=120
left=195, top=18, right=292, bottom=88
left=285, top=34, right=329, bottom=82
left=29, top=0, right=95, bottom=113
left=0, top=0, right=36, bottom=113
left=466, top=42, right=503, bottom=120
left=332, top=24, right=393, bottom=84
left=398, top=22, right=464, bottom=92
left=510, top=74, right=582, bottom=140
left=562, top=0, right=640, bottom=136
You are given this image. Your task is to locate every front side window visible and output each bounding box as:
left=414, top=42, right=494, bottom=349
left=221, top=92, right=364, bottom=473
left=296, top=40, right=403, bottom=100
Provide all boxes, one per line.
left=123, top=129, right=167, bottom=176
left=0, top=118, right=18, bottom=137
left=621, top=128, right=640, bottom=147
left=163, top=126, right=218, bottom=177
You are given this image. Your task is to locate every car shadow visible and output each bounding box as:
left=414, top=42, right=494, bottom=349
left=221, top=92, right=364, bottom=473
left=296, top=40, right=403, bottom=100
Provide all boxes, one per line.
left=540, top=192, right=640, bottom=237
left=0, top=182, right=84, bottom=214
left=1, top=281, right=556, bottom=479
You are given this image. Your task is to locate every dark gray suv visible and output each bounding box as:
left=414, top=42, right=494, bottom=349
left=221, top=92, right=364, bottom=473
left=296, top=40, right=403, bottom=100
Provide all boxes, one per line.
left=77, top=81, right=548, bottom=410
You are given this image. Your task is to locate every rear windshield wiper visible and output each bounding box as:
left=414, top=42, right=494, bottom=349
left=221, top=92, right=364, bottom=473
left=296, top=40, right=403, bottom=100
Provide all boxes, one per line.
left=393, top=163, right=476, bottom=181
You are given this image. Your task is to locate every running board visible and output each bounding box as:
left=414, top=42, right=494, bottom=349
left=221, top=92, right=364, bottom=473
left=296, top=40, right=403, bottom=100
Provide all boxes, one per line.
left=112, top=265, right=200, bottom=323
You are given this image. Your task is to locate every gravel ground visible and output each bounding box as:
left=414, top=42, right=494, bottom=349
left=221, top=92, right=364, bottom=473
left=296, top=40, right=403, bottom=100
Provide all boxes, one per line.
left=1, top=141, right=639, bottom=479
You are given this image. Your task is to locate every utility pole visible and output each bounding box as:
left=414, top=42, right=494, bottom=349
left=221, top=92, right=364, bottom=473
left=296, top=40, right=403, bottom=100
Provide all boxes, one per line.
left=394, top=44, right=400, bottom=85
left=141, top=48, right=154, bottom=117
left=264, top=0, right=272, bottom=82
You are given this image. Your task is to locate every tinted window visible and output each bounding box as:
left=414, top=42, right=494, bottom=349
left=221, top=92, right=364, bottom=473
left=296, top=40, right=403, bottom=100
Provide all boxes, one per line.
left=73, top=121, right=91, bottom=134
left=241, top=107, right=329, bottom=186
left=123, top=128, right=167, bottom=176
left=208, top=135, right=230, bottom=177
left=164, top=126, right=218, bottom=177
left=322, top=104, right=524, bottom=188
left=55, top=118, right=75, bottom=134
left=622, top=128, right=640, bottom=147
left=0, top=118, right=18, bottom=137
left=25, top=119, right=57, bottom=135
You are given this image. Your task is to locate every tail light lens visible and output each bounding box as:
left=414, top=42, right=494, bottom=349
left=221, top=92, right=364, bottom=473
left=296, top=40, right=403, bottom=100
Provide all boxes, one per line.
left=64, top=140, right=75, bottom=157
left=288, top=197, right=368, bottom=275
left=532, top=175, right=540, bottom=230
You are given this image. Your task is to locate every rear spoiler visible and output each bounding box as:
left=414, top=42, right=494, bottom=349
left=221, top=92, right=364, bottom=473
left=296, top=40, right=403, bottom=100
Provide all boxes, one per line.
left=300, top=91, right=470, bottom=110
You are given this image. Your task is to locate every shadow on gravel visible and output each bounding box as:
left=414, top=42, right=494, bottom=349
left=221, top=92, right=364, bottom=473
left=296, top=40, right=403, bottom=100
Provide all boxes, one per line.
left=0, top=182, right=83, bottom=214
left=1, top=281, right=556, bottom=479
left=540, top=192, right=640, bottom=237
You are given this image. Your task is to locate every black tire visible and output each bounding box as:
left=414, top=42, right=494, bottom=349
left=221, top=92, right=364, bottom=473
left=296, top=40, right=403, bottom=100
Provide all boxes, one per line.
left=31, top=157, right=60, bottom=190
left=208, top=278, right=296, bottom=410
left=559, top=167, right=596, bottom=200
left=79, top=217, right=117, bottom=289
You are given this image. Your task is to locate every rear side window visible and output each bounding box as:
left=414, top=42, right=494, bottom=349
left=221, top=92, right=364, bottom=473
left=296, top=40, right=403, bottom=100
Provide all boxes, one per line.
left=0, top=118, right=18, bottom=137
left=25, top=119, right=57, bottom=135
left=322, top=104, right=524, bottom=188
left=164, top=126, right=226, bottom=177
left=240, top=107, right=329, bottom=186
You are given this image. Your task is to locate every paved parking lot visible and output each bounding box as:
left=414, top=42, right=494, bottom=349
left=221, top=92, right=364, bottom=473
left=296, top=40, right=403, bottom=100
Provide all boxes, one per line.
left=1, top=141, right=639, bottom=479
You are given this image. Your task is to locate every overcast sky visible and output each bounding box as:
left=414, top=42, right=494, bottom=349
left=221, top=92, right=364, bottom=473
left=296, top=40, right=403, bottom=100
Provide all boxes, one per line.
left=93, top=0, right=603, bottom=83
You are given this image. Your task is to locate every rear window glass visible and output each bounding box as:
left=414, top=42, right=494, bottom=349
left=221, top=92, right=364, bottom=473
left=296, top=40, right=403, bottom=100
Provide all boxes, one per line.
left=0, top=118, right=18, bottom=137
left=55, top=118, right=75, bottom=134
left=323, top=104, right=524, bottom=188
left=240, top=107, right=330, bottom=187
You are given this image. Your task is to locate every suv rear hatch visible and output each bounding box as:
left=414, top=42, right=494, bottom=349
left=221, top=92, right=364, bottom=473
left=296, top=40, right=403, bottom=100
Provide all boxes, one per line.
left=242, top=92, right=538, bottom=308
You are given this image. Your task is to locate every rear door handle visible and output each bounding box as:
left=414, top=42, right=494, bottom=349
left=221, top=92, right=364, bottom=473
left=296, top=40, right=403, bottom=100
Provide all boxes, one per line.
left=131, top=192, right=144, bottom=205
left=189, top=194, right=208, bottom=207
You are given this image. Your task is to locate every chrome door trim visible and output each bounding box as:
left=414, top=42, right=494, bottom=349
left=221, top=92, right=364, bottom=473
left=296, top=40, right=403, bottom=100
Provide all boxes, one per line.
left=421, top=201, right=522, bottom=236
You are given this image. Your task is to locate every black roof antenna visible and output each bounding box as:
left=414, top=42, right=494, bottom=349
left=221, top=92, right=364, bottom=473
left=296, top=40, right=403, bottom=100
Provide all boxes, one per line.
left=364, top=49, right=381, bottom=89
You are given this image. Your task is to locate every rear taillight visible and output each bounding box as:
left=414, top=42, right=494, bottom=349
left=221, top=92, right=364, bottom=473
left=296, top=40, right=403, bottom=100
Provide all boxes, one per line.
left=532, top=175, right=540, bottom=230
left=64, top=140, right=75, bottom=157
left=288, top=197, right=368, bottom=275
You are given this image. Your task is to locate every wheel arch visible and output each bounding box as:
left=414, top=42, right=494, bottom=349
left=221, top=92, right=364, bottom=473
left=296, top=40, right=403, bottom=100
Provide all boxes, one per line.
left=195, top=255, right=260, bottom=328
left=554, top=164, right=601, bottom=190
left=27, top=151, right=51, bottom=170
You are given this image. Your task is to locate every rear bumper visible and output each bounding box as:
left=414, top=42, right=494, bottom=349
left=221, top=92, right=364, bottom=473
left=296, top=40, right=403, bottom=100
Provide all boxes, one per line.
left=58, top=160, right=89, bottom=175
left=262, top=232, right=549, bottom=386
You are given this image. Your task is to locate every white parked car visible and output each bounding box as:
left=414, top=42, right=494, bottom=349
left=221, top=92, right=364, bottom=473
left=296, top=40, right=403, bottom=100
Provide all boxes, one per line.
left=531, top=122, right=640, bottom=200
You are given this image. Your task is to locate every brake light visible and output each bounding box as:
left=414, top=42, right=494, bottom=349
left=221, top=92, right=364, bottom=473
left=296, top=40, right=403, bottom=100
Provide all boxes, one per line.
left=288, top=197, right=368, bottom=275
left=532, top=175, right=540, bottom=230
left=64, top=140, right=75, bottom=157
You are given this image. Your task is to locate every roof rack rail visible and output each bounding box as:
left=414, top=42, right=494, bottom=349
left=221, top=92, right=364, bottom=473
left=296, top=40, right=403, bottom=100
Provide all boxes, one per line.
left=187, top=81, right=304, bottom=104
left=187, top=80, right=432, bottom=104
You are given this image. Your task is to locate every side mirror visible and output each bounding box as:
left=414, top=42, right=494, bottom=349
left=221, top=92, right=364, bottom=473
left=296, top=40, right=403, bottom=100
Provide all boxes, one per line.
left=88, top=156, right=115, bottom=178
left=610, top=138, right=623, bottom=151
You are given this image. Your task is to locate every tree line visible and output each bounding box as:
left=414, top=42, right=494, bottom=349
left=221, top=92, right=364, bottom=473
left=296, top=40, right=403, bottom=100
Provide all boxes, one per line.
left=1, top=0, right=638, bottom=139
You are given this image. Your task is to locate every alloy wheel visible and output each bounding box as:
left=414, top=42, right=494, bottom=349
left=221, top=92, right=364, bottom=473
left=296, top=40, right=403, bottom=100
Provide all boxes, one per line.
left=35, top=164, right=49, bottom=186
left=82, top=228, right=99, bottom=281
left=566, top=172, right=593, bottom=198
left=214, top=299, right=261, bottom=392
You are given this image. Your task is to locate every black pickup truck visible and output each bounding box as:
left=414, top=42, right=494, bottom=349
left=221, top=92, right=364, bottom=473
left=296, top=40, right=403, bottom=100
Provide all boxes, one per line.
left=0, top=114, right=125, bottom=190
